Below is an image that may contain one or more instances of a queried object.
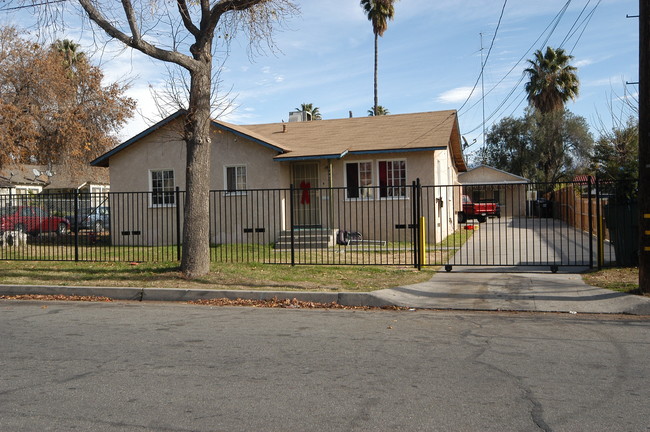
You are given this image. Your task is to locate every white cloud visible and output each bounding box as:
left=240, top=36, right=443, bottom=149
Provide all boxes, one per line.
left=436, top=87, right=476, bottom=104
left=583, top=75, right=627, bottom=88
left=574, top=59, right=594, bottom=68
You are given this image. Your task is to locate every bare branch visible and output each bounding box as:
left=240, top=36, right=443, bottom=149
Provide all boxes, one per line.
left=77, top=0, right=198, bottom=70
left=176, top=0, right=200, bottom=37
left=120, top=0, right=141, bottom=42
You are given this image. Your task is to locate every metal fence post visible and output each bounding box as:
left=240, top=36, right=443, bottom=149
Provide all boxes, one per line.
left=595, top=176, right=603, bottom=269
left=416, top=178, right=422, bottom=271
left=175, top=187, right=181, bottom=262
left=587, top=176, right=598, bottom=268
left=289, top=184, right=295, bottom=266
left=412, top=180, right=422, bottom=270
left=74, top=189, right=79, bottom=262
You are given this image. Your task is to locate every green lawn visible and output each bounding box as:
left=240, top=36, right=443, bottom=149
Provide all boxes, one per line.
left=0, top=260, right=436, bottom=292
left=0, top=229, right=476, bottom=292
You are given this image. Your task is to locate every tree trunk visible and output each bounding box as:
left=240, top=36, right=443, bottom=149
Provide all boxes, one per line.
left=374, top=33, right=378, bottom=116
left=180, top=59, right=213, bottom=278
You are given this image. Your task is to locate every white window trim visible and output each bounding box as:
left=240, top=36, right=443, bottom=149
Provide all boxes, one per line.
left=224, top=164, right=248, bottom=196
left=14, top=185, right=42, bottom=195
left=377, top=158, right=409, bottom=200
left=90, top=185, right=110, bottom=194
left=344, top=160, right=374, bottom=201
left=149, top=169, right=176, bottom=208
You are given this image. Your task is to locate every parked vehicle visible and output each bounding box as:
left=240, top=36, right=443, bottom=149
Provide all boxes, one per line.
left=0, top=206, right=70, bottom=235
left=477, top=199, right=501, bottom=219
left=458, top=195, right=499, bottom=223
left=66, top=206, right=110, bottom=232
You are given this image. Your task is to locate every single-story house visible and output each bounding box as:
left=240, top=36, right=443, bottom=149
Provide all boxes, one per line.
left=91, top=110, right=468, bottom=246
left=0, top=164, right=110, bottom=213
left=457, top=165, right=529, bottom=217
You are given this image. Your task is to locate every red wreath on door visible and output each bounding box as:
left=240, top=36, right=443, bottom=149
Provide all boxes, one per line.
left=300, top=180, right=311, bottom=205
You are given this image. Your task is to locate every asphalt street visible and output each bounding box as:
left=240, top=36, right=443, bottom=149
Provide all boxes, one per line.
left=1, top=301, right=649, bottom=432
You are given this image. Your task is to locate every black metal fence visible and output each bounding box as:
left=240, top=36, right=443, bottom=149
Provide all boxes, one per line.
left=0, top=179, right=638, bottom=269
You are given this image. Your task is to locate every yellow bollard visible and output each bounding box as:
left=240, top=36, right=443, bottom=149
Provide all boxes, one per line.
left=419, top=216, right=426, bottom=266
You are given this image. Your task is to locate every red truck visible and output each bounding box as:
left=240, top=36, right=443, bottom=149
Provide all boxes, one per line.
left=458, top=195, right=500, bottom=223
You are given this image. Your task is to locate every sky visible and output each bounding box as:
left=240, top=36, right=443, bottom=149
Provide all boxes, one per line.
left=1, top=0, right=640, bottom=162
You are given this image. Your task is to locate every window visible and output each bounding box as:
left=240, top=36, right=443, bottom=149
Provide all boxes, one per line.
left=90, top=185, right=110, bottom=208
left=150, top=170, right=175, bottom=207
left=225, top=166, right=247, bottom=193
left=345, top=162, right=373, bottom=199
left=15, top=186, right=42, bottom=195
left=378, top=160, right=406, bottom=198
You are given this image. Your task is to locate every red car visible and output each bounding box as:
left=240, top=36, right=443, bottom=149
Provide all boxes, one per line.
left=0, top=206, right=70, bottom=236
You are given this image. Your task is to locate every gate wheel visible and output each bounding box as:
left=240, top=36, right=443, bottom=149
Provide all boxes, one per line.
left=550, top=265, right=559, bottom=274
left=445, top=265, right=453, bottom=272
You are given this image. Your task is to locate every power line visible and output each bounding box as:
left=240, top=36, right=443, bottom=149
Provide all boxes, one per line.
left=559, top=0, right=591, bottom=48
left=569, top=0, right=601, bottom=54
left=459, top=1, right=573, bottom=121
left=455, top=0, right=508, bottom=113
left=0, top=0, right=66, bottom=12
left=461, top=0, right=580, bottom=140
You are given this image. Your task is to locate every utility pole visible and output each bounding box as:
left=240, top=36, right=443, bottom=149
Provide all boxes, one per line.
left=640, top=0, right=649, bottom=293
left=480, top=33, right=488, bottom=164
left=480, top=33, right=486, bottom=158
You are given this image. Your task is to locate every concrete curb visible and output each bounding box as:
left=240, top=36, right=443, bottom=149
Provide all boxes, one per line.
left=1, top=284, right=648, bottom=315
left=0, top=285, right=396, bottom=308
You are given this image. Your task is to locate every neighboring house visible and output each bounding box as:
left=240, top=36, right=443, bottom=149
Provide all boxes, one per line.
left=91, top=110, right=468, bottom=246
left=0, top=164, right=110, bottom=213
left=457, top=165, right=529, bottom=217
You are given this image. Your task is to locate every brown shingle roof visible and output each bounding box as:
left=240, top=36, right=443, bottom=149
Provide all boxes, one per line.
left=231, top=110, right=461, bottom=163
left=93, top=109, right=468, bottom=172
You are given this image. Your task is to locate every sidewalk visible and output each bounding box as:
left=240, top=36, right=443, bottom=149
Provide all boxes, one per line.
left=1, top=266, right=649, bottom=315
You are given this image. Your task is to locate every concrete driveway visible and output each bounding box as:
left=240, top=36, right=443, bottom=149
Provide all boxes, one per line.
left=373, top=266, right=650, bottom=314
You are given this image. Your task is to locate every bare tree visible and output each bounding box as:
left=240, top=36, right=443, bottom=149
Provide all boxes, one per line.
left=18, top=0, right=299, bottom=278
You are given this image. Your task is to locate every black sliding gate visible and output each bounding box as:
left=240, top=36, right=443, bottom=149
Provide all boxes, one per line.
left=0, top=179, right=635, bottom=270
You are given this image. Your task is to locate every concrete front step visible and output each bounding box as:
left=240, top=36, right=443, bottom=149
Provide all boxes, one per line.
left=274, top=229, right=336, bottom=249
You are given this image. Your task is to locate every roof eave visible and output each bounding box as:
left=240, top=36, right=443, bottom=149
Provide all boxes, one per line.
left=274, top=150, right=348, bottom=162
left=348, top=146, right=446, bottom=155
left=212, top=121, right=286, bottom=154
left=91, top=110, right=187, bottom=167
left=449, top=114, right=468, bottom=172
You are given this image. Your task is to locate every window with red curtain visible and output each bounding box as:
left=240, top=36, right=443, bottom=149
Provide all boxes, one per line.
left=378, top=160, right=406, bottom=198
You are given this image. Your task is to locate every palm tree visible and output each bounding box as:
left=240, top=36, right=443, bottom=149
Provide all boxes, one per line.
left=295, top=103, right=321, bottom=120
left=524, top=47, right=580, bottom=189
left=524, top=46, right=579, bottom=114
left=367, top=105, right=389, bottom=116
left=360, top=0, right=396, bottom=116
left=52, top=39, right=86, bottom=69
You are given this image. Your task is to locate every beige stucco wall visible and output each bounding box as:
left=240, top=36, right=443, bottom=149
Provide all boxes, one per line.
left=108, top=120, right=291, bottom=246
left=109, top=120, right=290, bottom=193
